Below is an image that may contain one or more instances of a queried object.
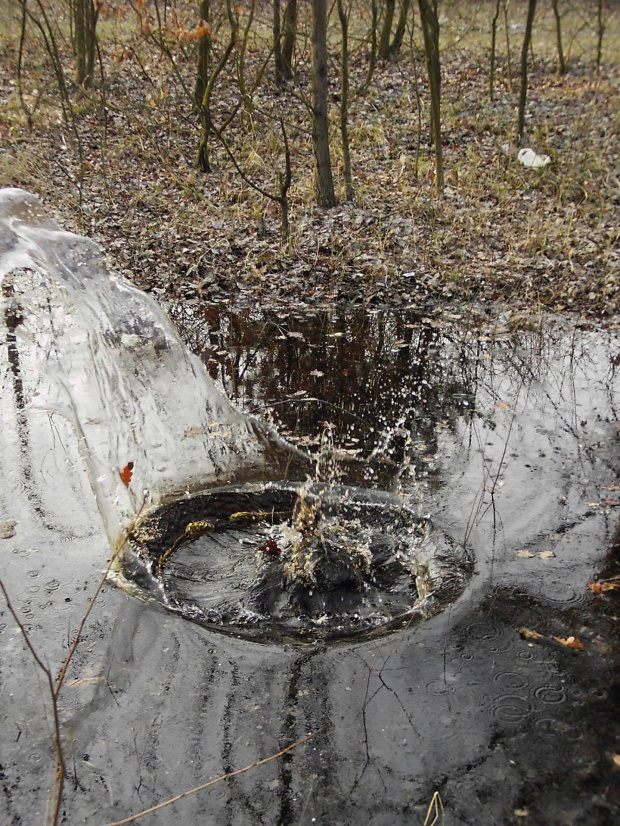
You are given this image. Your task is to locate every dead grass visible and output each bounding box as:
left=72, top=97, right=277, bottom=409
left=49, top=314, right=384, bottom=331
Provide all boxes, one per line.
left=0, top=0, right=618, bottom=322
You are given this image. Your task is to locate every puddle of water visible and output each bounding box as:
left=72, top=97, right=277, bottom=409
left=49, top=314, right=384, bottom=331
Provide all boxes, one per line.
left=169, top=301, right=619, bottom=532
left=2, top=193, right=620, bottom=824
left=169, top=302, right=478, bottom=492
left=122, top=481, right=471, bottom=642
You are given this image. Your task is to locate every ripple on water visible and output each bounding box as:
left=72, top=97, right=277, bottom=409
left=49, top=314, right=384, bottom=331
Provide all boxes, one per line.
left=536, top=583, right=585, bottom=607
left=488, top=694, right=533, bottom=725
left=425, top=679, right=455, bottom=696
left=492, top=670, right=530, bottom=691
left=534, top=682, right=566, bottom=705
left=463, top=619, right=504, bottom=643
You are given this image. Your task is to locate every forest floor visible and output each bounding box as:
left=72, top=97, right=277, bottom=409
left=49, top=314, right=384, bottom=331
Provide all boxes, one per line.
left=0, top=1, right=619, bottom=328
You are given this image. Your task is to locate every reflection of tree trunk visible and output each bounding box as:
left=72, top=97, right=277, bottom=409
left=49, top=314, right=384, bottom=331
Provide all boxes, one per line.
left=282, top=0, right=297, bottom=80
left=417, top=0, right=444, bottom=194
left=517, top=0, right=537, bottom=142
left=311, top=0, right=336, bottom=208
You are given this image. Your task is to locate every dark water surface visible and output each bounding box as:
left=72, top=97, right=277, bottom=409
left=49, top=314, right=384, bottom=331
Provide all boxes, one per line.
left=2, top=301, right=620, bottom=825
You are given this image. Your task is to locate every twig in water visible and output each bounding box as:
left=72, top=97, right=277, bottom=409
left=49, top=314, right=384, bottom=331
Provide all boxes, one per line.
left=0, top=499, right=146, bottom=826
left=424, top=790, right=445, bottom=825
left=102, top=730, right=320, bottom=826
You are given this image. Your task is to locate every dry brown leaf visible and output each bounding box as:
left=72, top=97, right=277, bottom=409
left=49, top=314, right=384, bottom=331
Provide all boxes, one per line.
left=551, top=635, right=584, bottom=651
left=588, top=578, right=620, bottom=594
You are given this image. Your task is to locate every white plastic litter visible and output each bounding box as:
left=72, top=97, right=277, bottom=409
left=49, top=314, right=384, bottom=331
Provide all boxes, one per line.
left=518, top=148, right=551, bottom=168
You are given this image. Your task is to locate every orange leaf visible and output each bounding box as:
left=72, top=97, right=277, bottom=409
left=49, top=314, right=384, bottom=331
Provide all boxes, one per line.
left=588, top=578, right=620, bottom=594
left=120, top=462, right=134, bottom=487
left=551, top=635, right=584, bottom=651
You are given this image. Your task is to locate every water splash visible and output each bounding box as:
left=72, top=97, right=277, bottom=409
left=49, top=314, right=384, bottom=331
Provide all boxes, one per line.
left=0, top=188, right=296, bottom=547
left=0, top=189, right=471, bottom=642
left=124, top=481, right=469, bottom=642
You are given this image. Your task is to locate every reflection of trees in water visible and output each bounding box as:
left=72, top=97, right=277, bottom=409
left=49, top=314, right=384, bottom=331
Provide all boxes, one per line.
left=170, top=302, right=620, bottom=490
left=170, top=304, right=476, bottom=486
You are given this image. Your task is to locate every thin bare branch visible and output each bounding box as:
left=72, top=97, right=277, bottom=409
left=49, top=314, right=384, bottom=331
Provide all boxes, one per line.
left=102, top=730, right=320, bottom=826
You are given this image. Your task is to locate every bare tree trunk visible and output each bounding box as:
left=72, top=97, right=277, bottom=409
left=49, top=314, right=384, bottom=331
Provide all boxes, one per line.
left=281, top=0, right=297, bottom=80
left=237, top=0, right=256, bottom=114
left=194, top=0, right=211, bottom=108
left=196, top=2, right=238, bottom=172
left=74, top=0, right=98, bottom=87
left=362, top=0, right=378, bottom=91
left=391, top=0, right=411, bottom=56
left=311, top=0, right=336, bottom=207
left=503, top=0, right=513, bottom=91
left=489, top=0, right=501, bottom=100
left=379, top=0, right=395, bottom=59
left=517, top=0, right=537, bottom=142
left=551, top=0, right=566, bottom=74
left=273, top=0, right=283, bottom=83
left=417, top=0, right=443, bottom=194
left=596, top=0, right=605, bottom=68
left=337, top=0, right=353, bottom=201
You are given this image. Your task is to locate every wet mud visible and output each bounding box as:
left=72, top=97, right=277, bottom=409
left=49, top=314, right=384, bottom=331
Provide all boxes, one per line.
left=2, top=303, right=620, bottom=825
